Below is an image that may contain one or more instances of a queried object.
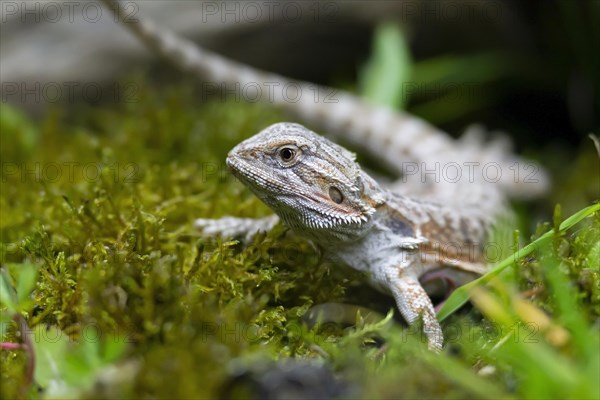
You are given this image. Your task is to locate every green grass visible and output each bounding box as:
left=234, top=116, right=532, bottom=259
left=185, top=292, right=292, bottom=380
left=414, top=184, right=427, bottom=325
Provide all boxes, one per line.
left=1, top=26, right=599, bottom=399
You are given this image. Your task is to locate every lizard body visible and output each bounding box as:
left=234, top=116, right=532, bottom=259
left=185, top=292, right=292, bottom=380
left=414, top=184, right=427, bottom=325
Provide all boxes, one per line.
left=100, top=1, right=548, bottom=350
left=227, top=122, right=493, bottom=350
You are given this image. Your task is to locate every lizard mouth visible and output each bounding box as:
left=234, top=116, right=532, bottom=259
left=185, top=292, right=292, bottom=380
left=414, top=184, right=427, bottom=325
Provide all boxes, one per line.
left=226, top=156, right=242, bottom=177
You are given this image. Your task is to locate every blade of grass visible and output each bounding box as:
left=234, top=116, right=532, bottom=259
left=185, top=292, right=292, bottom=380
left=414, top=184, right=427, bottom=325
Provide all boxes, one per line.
left=0, top=269, right=17, bottom=313
left=438, top=203, right=600, bottom=321
left=359, top=23, right=412, bottom=109
left=15, top=263, right=38, bottom=305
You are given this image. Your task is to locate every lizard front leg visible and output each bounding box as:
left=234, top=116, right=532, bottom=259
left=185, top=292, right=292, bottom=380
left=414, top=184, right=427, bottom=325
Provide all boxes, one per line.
left=195, top=215, right=279, bottom=241
left=388, top=272, right=443, bottom=352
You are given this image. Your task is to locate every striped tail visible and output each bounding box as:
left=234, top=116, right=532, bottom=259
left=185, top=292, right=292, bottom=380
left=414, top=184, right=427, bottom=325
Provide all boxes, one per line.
left=101, top=0, right=549, bottom=202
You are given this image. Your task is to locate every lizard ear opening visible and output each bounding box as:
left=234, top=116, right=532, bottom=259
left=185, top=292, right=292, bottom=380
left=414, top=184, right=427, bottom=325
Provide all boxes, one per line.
left=358, top=171, right=386, bottom=207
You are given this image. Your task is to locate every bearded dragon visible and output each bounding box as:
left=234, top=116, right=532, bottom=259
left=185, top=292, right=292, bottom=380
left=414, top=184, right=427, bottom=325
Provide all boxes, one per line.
left=101, top=0, right=549, bottom=350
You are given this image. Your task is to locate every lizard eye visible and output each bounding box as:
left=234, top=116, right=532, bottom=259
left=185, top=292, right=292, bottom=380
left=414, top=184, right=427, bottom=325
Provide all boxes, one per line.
left=277, top=146, right=300, bottom=164
left=329, top=186, right=344, bottom=204
left=280, top=148, right=295, bottom=160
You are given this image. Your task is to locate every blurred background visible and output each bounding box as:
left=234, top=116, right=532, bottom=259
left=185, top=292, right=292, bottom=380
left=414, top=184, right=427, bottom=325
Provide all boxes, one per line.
left=2, top=0, right=598, bottom=135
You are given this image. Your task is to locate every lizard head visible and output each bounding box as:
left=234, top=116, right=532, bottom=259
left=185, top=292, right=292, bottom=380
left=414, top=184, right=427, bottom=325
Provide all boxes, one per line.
left=226, top=123, right=386, bottom=239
